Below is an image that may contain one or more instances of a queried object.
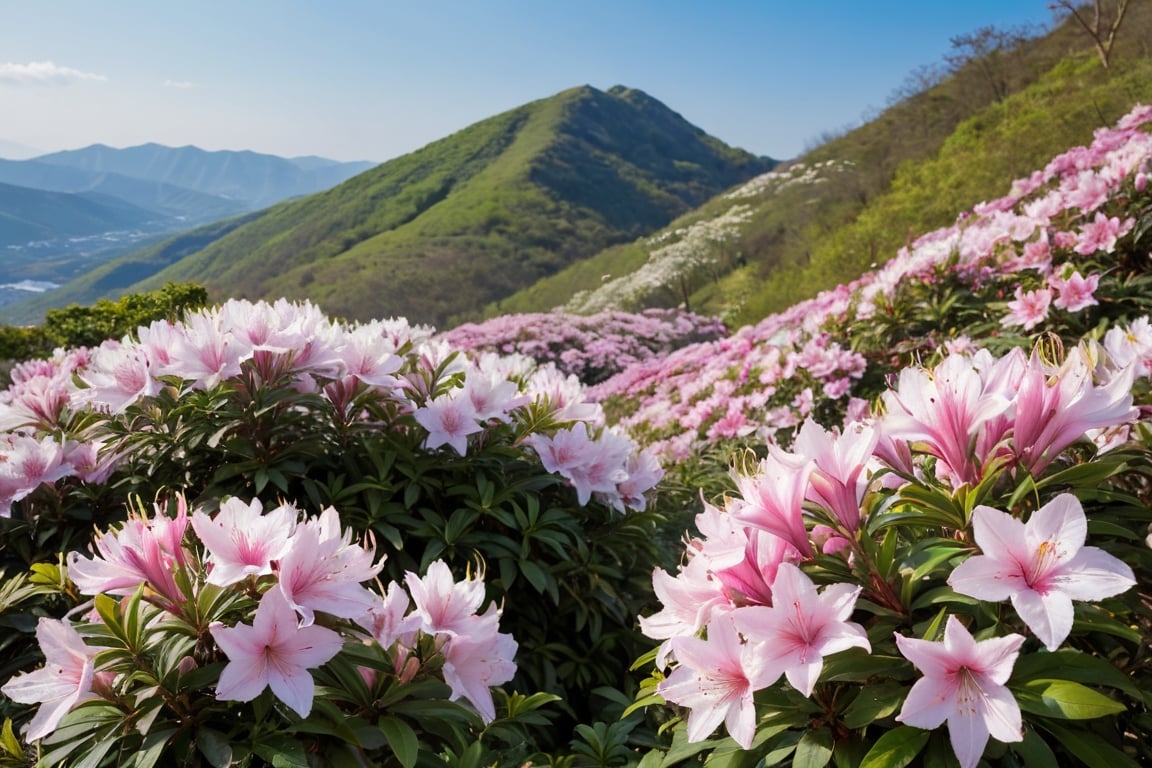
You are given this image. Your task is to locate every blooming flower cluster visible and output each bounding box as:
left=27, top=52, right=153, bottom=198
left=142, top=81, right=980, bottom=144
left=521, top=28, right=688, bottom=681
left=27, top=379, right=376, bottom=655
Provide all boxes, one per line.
left=0, top=297, right=662, bottom=518
left=631, top=104, right=1152, bottom=759
left=641, top=335, right=1141, bottom=767
left=596, top=103, right=1152, bottom=462
left=566, top=205, right=753, bottom=314
left=441, top=307, right=726, bottom=385
left=2, top=495, right=517, bottom=756
left=722, top=159, right=855, bottom=200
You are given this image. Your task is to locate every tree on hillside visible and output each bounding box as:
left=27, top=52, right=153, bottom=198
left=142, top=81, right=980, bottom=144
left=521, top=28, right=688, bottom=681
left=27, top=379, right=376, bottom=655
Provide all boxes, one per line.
left=945, top=25, right=1035, bottom=104
left=1051, top=0, right=1131, bottom=69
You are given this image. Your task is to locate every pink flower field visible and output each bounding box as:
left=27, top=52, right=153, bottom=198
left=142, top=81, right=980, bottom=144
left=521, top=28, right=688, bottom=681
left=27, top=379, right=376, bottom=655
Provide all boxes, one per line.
left=1, top=104, right=1152, bottom=767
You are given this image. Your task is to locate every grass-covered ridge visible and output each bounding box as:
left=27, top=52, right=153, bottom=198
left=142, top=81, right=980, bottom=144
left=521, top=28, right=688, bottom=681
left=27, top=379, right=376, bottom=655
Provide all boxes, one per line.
left=35, top=85, right=772, bottom=328
left=492, top=3, right=1152, bottom=325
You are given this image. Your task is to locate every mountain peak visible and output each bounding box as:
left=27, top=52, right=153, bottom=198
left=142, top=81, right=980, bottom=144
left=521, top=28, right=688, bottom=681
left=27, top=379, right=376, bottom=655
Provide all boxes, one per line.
left=101, top=85, right=774, bottom=327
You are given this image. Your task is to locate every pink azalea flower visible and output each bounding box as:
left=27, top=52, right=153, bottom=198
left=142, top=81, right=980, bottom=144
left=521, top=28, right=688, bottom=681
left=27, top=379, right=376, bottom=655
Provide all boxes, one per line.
left=62, top=438, right=120, bottom=485
left=1, top=618, right=100, bottom=740
left=211, top=588, right=343, bottom=718
left=712, top=527, right=798, bottom=609
left=0, top=373, right=73, bottom=431
left=336, top=322, right=403, bottom=388
left=948, top=494, right=1135, bottom=651
left=1104, top=316, right=1152, bottom=376
left=526, top=422, right=629, bottom=505
left=78, top=340, right=158, bottom=413
left=276, top=509, right=382, bottom=626
left=733, top=563, right=869, bottom=697
left=614, top=449, right=664, bottom=512
left=1074, top=211, right=1132, bottom=256
left=793, top=419, right=877, bottom=535
left=161, top=310, right=244, bottom=389
left=1011, top=348, right=1136, bottom=475
left=895, top=616, right=1025, bottom=768
left=881, top=355, right=1010, bottom=490
left=0, top=434, right=73, bottom=516
left=1000, top=285, right=1052, bottom=331
left=461, top=368, right=526, bottom=423
left=1049, top=271, right=1100, bottom=312
left=729, top=445, right=814, bottom=556
left=413, top=392, right=483, bottom=455
left=657, top=614, right=776, bottom=748
left=440, top=626, right=518, bottom=723
left=639, top=556, right=730, bottom=665
left=403, top=560, right=494, bottom=638
left=354, top=581, right=417, bottom=651
left=191, top=497, right=296, bottom=586
left=67, top=499, right=189, bottom=611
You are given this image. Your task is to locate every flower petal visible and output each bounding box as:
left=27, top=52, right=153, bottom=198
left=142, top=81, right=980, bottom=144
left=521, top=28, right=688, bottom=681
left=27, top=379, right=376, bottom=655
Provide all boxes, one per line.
left=784, top=657, right=823, bottom=698
left=1012, top=589, right=1073, bottom=652
left=970, top=506, right=1027, bottom=564
left=267, top=659, right=316, bottom=718
left=1054, top=546, right=1136, bottom=601
left=1025, top=494, right=1086, bottom=555
left=978, top=679, right=1023, bottom=744
left=948, top=554, right=1024, bottom=602
left=947, top=703, right=991, bottom=768
left=215, top=655, right=269, bottom=703
left=897, top=675, right=957, bottom=730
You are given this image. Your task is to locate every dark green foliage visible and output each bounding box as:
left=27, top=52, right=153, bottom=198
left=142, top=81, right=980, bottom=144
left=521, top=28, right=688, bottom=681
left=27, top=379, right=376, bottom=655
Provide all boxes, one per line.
left=0, top=282, right=208, bottom=364
left=0, top=329, right=670, bottom=755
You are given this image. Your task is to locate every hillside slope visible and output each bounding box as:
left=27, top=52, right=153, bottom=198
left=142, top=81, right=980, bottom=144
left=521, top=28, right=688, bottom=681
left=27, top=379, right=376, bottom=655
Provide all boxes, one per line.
left=493, top=2, right=1152, bottom=325
left=101, top=85, right=772, bottom=327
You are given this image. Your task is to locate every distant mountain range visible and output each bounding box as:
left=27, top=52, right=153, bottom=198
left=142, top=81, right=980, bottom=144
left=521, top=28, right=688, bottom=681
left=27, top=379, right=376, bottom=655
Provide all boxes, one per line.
left=0, top=145, right=375, bottom=292
left=0, top=181, right=164, bottom=248
left=19, top=85, right=773, bottom=327
left=28, top=144, right=376, bottom=209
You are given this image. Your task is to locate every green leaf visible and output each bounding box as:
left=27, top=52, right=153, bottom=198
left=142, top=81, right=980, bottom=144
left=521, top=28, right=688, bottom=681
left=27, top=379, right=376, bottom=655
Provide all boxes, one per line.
left=378, top=716, right=420, bottom=768
left=519, top=560, right=550, bottom=595
left=1011, top=648, right=1142, bottom=699
left=659, top=726, right=723, bottom=766
left=840, top=683, right=906, bottom=729
left=1039, top=722, right=1141, bottom=768
left=127, top=728, right=178, bottom=768
left=1, top=720, right=23, bottom=757
left=859, top=726, right=930, bottom=768
left=197, top=728, right=236, bottom=768
left=794, top=729, right=834, bottom=768
left=1011, top=727, right=1059, bottom=767
left=1016, top=679, right=1126, bottom=719
left=253, top=735, right=310, bottom=768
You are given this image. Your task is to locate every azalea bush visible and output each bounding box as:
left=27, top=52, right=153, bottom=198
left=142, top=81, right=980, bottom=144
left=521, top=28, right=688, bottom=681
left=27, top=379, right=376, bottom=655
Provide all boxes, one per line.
left=619, top=102, right=1152, bottom=767
left=441, top=308, right=726, bottom=385
left=1, top=494, right=549, bottom=768
left=633, top=334, right=1152, bottom=767
left=594, top=103, right=1152, bottom=467
left=0, top=297, right=668, bottom=762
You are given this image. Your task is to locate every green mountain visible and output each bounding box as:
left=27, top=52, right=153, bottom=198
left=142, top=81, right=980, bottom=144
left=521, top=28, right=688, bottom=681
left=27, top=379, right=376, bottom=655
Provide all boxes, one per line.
left=27, top=85, right=772, bottom=328
left=492, top=3, right=1152, bottom=326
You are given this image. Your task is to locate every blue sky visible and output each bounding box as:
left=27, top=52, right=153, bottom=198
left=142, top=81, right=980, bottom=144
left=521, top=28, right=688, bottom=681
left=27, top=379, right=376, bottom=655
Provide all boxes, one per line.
left=1, top=1, right=1058, bottom=163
